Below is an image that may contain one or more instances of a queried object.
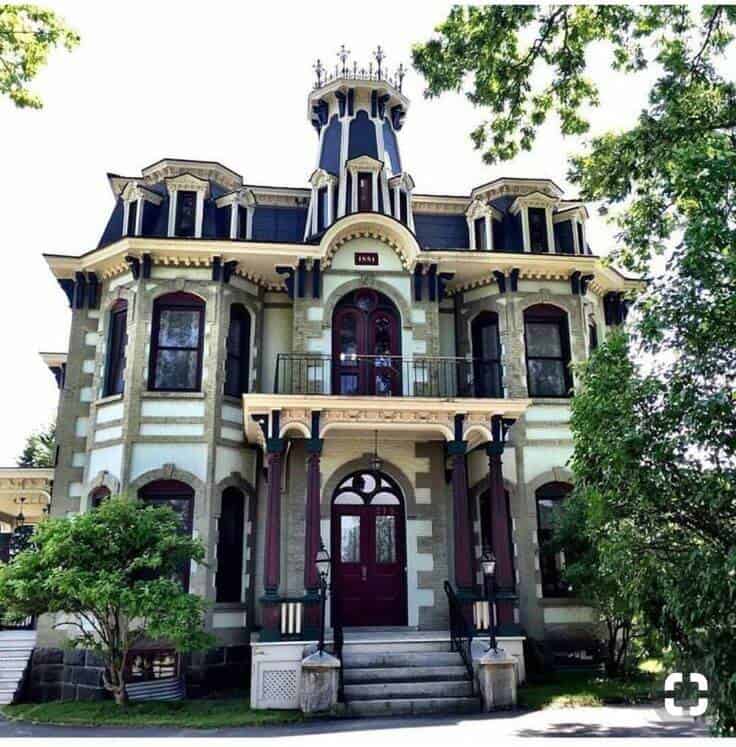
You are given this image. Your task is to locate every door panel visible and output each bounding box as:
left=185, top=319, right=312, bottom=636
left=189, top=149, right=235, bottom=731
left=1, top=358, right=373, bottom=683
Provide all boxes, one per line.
left=332, top=502, right=407, bottom=627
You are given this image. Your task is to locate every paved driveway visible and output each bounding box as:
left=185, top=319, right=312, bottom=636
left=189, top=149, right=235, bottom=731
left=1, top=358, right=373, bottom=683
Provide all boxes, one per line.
left=0, top=705, right=707, bottom=739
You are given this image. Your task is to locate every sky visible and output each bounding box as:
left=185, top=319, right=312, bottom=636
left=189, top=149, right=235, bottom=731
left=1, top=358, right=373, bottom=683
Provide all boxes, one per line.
left=0, top=0, right=656, bottom=465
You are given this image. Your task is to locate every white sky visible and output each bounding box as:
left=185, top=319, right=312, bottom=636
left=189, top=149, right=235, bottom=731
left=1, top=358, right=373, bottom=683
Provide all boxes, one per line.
left=0, top=0, right=656, bottom=465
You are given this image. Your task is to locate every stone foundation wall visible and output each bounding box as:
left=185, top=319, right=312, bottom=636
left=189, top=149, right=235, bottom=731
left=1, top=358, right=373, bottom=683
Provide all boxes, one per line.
left=26, top=644, right=251, bottom=702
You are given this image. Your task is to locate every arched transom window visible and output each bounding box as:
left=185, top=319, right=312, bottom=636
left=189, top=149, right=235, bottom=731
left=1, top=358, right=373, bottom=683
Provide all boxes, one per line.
left=333, top=471, right=402, bottom=506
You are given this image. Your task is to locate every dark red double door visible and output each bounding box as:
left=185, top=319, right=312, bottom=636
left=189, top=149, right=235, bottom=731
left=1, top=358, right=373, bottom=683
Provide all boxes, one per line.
left=332, top=504, right=407, bottom=627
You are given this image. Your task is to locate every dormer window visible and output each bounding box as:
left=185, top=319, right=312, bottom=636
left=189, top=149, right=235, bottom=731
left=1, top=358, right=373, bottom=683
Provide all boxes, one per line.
left=165, top=173, right=209, bottom=239
left=528, top=207, right=549, bottom=252
left=307, top=169, right=338, bottom=237
left=552, top=205, right=589, bottom=255
left=344, top=156, right=382, bottom=216
left=175, top=191, right=197, bottom=237
left=509, top=193, right=558, bottom=253
left=466, top=198, right=501, bottom=251
left=317, top=186, right=328, bottom=231
left=120, top=182, right=163, bottom=238
left=388, top=172, right=415, bottom=229
left=126, top=201, right=138, bottom=237
left=216, top=187, right=255, bottom=240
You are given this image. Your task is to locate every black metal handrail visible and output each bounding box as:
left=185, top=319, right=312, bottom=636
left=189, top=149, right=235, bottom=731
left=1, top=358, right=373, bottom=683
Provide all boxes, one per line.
left=274, top=353, right=503, bottom=399
left=329, top=582, right=344, bottom=702
left=444, top=581, right=475, bottom=684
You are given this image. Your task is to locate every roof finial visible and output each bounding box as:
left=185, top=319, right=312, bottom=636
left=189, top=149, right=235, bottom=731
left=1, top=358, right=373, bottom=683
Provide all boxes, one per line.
left=337, top=44, right=351, bottom=76
left=313, top=58, right=325, bottom=88
left=373, top=45, right=386, bottom=78
left=396, top=62, right=406, bottom=92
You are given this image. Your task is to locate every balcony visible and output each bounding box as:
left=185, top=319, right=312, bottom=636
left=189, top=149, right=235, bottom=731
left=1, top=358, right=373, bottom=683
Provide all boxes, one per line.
left=274, top=353, right=502, bottom=399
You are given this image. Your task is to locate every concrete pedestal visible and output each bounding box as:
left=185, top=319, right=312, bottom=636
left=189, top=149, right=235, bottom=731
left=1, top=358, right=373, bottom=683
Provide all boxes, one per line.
left=477, top=648, right=517, bottom=711
left=299, top=650, right=341, bottom=714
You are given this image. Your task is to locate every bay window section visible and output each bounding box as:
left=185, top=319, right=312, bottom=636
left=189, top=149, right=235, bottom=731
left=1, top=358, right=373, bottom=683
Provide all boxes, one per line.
left=224, top=304, right=251, bottom=397
left=149, top=292, right=205, bottom=392
left=524, top=304, right=572, bottom=397
left=104, top=300, right=128, bottom=396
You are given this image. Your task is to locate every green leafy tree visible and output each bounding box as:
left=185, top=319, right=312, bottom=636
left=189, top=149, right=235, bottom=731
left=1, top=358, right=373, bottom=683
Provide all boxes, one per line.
left=0, top=4, right=79, bottom=108
left=414, top=6, right=736, bottom=733
left=16, top=422, right=55, bottom=467
left=0, top=497, right=213, bottom=704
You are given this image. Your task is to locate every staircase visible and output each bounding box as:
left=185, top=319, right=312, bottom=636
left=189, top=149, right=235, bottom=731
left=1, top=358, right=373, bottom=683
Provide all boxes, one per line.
left=341, top=633, right=479, bottom=717
left=0, top=630, right=36, bottom=705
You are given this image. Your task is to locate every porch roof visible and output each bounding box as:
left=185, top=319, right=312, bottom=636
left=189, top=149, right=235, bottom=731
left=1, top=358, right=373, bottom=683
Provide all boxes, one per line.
left=241, top=393, right=531, bottom=451
left=0, top=468, right=53, bottom=529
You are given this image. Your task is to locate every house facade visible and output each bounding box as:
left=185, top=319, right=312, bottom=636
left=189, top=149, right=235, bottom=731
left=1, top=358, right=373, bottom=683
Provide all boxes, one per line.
left=36, top=55, right=636, bottom=707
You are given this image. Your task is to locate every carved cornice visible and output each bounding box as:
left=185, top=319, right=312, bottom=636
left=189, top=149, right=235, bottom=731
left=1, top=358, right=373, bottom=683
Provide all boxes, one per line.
left=215, top=187, right=256, bottom=209
left=164, top=172, right=211, bottom=197
left=345, top=154, right=384, bottom=173
left=309, top=168, right=339, bottom=188
left=466, top=197, right=502, bottom=222
left=121, top=182, right=163, bottom=206
left=509, top=192, right=559, bottom=215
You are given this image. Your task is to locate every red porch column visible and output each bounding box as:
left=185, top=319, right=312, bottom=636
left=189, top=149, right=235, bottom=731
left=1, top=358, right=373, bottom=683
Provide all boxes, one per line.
left=449, top=439, right=474, bottom=592
left=303, top=439, right=323, bottom=593
left=487, top=420, right=515, bottom=627
left=261, top=438, right=285, bottom=634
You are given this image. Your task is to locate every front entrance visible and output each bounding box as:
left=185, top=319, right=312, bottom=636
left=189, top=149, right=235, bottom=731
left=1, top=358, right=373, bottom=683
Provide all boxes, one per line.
left=331, top=470, right=407, bottom=627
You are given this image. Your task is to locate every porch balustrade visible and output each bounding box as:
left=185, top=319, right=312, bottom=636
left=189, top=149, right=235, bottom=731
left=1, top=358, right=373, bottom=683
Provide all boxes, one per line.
left=274, top=353, right=502, bottom=398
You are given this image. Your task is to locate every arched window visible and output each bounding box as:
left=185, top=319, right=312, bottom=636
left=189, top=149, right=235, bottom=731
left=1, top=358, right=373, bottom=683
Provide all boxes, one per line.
left=536, top=482, right=573, bottom=597
left=104, top=299, right=128, bottom=396
left=138, top=479, right=195, bottom=590
left=524, top=304, right=572, bottom=397
left=215, top=487, right=245, bottom=603
left=471, top=311, right=502, bottom=397
left=588, top=320, right=599, bottom=355
left=89, top=486, right=111, bottom=509
left=224, top=304, right=251, bottom=397
left=149, top=292, right=205, bottom=391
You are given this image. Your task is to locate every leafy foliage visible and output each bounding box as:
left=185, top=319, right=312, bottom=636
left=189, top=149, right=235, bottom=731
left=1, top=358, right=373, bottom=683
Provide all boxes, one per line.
left=0, top=497, right=213, bottom=704
left=0, top=4, right=79, bottom=108
left=414, top=5, right=736, bottom=734
left=16, top=422, right=55, bottom=467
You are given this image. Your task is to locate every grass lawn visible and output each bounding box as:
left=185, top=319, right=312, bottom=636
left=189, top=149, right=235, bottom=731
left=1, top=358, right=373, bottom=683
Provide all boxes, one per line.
left=518, top=660, right=665, bottom=710
left=1, top=693, right=304, bottom=729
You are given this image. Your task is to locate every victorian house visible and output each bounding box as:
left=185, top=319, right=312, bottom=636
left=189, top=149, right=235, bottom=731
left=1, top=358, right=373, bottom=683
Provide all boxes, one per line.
left=24, top=50, right=636, bottom=712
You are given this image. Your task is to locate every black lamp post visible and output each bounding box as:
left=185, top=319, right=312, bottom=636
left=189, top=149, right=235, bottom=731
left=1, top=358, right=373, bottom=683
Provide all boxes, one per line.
left=480, top=548, right=498, bottom=653
left=315, top=541, right=331, bottom=654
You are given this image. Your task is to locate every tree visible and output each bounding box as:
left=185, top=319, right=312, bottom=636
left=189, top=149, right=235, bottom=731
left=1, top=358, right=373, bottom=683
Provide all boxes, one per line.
left=0, top=497, right=213, bottom=704
left=16, top=422, right=55, bottom=467
left=0, top=4, right=79, bottom=108
left=414, top=6, right=736, bottom=733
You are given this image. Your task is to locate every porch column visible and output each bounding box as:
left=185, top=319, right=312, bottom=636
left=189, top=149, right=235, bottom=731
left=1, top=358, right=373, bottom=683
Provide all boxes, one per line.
left=261, top=437, right=285, bottom=635
left=449, top=439, right=474, bottom=592
left=487, top=416, right=516, bottom=627
left=303, top=435, right=323, bottom=634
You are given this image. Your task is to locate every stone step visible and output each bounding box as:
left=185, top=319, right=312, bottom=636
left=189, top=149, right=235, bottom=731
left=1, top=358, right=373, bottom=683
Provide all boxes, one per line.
left=346, top=696, right=480, bottom=718
left=343, top=665, right=469, bottom=684
left=344, top=679, right=474, bottom=701
left=343, top=651, right=463, bottom=669
left=342, top=639, right=451, bottom=655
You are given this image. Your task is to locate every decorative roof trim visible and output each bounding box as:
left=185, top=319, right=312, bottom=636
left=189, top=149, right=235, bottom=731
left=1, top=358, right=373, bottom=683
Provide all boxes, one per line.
left=509, top=192, right=560, bottom=215
left=471, top=177, right=563, bottom=201
left=120, top=182, right=163, bottom=206
left=164, top=172, right=211, bottom=197
left=345, top=154, right=384, bottom=172
left=309, top=168, right=339, bottom=188
left=466, top=197, right=502, bottom=222
left=215, top=187, right=256, bottom=209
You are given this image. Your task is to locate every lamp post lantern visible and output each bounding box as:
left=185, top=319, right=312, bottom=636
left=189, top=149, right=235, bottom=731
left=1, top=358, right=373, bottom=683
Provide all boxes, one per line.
left=315, top=541, right=331, bottom=654
left=481, top=547, right=498, bottom=653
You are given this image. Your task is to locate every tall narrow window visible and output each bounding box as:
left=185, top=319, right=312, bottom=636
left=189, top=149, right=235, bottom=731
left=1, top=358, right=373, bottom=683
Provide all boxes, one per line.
left=471, top=311, right=502, bottom=397
left=524, top=304, right=572, bottom=397
left=357, top=172, right=372, bottom=212
left=126, top=201, right=138, bottom=236
left=139, top=480, right=194, bottom=591
left=576, top=222, right=586, bottom=254
left=224, top=304, right=251, bottom=397
left=536, top=482, right=573, bottom=597
left=528, top=207, right=549, bottom=252
left=149, top=292, right=205, bottom=392
left=474, top=217, right=487, bottom=250
left=399, top=191, right=408, bottom=224
left=215, top=487, right=245, bottom=603
left=588, top=321, right=598, bottom=354
left=317, top=186, right=327, bottom=231
left=104, top=299, right=128, bottom=396
left=175, top=190, right=197, bottom=237
left=237, top=205, right=248, bottom=239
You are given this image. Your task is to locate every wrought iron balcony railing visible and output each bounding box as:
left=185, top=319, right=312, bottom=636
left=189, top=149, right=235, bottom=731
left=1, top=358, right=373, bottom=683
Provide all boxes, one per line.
left=274, top=353, right=503, bottom=399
